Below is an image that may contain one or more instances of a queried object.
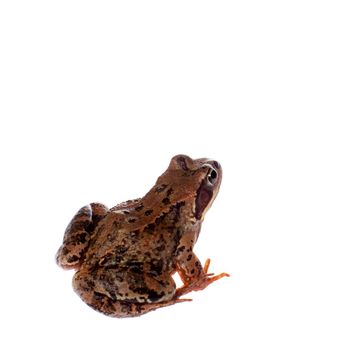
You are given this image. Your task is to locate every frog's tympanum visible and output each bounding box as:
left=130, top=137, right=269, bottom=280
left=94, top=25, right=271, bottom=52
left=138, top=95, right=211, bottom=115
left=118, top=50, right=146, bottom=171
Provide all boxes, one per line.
left=56, top=155, right=229, bottom=317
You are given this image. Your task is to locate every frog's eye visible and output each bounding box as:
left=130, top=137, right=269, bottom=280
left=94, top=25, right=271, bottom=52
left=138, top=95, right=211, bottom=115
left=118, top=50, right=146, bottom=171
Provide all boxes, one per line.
left=207, top=169, right=218, bottom=185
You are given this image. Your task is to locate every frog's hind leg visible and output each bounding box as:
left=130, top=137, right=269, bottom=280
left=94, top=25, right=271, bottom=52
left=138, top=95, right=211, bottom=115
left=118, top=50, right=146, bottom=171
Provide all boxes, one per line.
left=75, top=279, right=191, bottom=318
left=73, top=270, right=191, bottom=317
left=56, top=202, right=108, bottom=269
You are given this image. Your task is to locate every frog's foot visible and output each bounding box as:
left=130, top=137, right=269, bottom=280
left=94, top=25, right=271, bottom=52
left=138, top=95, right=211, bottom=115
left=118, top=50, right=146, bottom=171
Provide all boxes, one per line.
left=175, top=259, right=229, bottom=298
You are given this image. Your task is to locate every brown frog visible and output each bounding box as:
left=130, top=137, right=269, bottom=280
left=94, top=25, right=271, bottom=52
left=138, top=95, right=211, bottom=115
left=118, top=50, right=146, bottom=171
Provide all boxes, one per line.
left=56, top=154, right=229, bottom=317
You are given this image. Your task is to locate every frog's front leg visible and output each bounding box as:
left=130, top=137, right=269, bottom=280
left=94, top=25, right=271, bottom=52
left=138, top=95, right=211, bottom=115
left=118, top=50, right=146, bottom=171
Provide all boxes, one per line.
left=56, top=203, right=108, bottom=269
left=175, top=236, right=229, bottom=297
left=176, top=258, right=229, bottom=297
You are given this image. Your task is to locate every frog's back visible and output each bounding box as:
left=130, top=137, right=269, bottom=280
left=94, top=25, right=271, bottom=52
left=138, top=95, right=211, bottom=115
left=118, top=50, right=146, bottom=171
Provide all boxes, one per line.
left=83, top=199, right=186, bottom=275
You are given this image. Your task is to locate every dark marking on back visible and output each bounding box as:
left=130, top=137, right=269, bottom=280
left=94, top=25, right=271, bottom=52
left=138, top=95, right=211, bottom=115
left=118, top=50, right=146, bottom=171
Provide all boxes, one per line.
left=135, top=204, right=144, bottom=211
left=155, top=184, right=168, bottom=193
left=162, top=197, right=170, bottom=205
left=115, top=245, right=129, bottom=255
left=155, top=212, right=167, bottom=225
left=129, top=230, right=140, bottom=241
left=144, top=223, right=155, bottom=233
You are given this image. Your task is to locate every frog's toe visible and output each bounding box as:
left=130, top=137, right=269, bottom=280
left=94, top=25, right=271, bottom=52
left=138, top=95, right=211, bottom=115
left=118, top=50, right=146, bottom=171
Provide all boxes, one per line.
left=193, top=272, right=230, bottom=292
left=174, top=297, right=193, bottom=303
left=175, top=271, right=229, bottom=297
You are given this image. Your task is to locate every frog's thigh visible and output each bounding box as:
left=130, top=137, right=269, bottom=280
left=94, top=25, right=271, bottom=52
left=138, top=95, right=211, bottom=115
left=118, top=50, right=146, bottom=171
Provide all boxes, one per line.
left=73, top=270, right=178, bottom=317
left=140, top=273, right=176, bottom=303
left=94, top=270, right=177, bottom=304
left=56, top=202, right=108, bottom=269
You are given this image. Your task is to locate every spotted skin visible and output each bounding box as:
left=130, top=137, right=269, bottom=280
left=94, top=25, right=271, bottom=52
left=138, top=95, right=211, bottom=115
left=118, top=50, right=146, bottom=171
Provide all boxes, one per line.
left=56, top=155, right=229, bottom=317
left=56, top=203, right=108, bottom=269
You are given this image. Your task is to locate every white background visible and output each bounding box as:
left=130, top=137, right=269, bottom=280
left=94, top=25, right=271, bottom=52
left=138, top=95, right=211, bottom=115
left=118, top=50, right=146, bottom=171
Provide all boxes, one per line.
left=1, top=1, right=349, bottom=349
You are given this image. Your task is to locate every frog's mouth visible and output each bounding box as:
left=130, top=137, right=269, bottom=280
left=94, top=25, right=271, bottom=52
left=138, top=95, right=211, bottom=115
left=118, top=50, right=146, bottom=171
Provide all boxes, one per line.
left=194, top=179, right=217, bottom=220
left=194, top=163, right=221, bottom=220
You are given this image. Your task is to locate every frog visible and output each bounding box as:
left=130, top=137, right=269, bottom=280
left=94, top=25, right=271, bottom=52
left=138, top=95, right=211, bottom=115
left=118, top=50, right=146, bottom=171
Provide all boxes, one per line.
left=56, top=154, right=229, bottom=317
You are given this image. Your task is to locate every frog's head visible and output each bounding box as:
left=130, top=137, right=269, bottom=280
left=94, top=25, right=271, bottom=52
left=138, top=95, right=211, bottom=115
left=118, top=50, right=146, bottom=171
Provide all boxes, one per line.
left=156, top=154, right=222, bottom=221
